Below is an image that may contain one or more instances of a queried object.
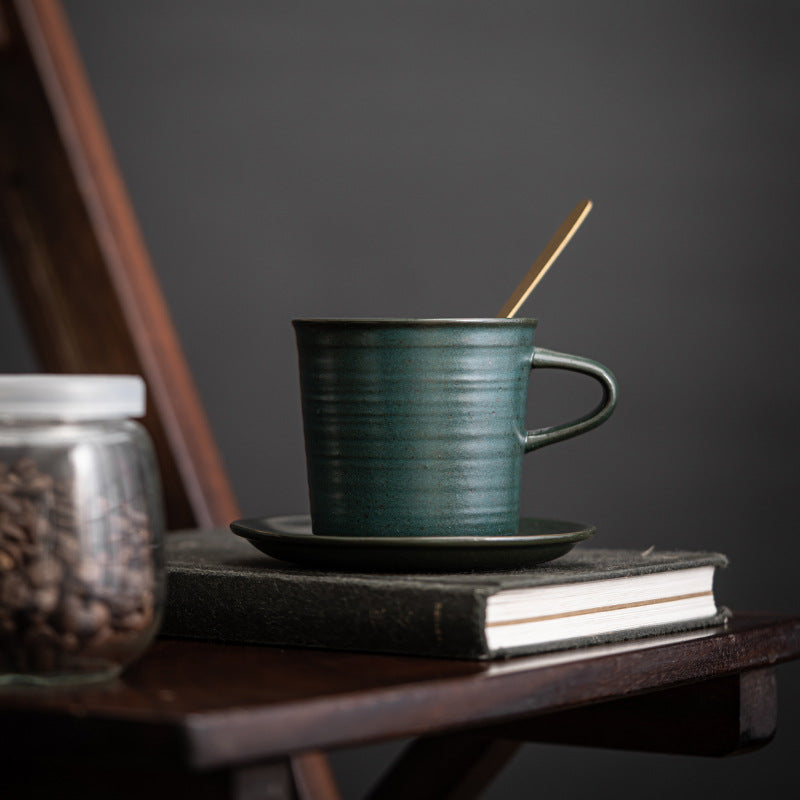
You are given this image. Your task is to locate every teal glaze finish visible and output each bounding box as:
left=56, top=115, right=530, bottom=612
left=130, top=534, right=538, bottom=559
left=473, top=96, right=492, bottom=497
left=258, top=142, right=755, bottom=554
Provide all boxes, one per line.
left=293, top=320, right=617, bottom=538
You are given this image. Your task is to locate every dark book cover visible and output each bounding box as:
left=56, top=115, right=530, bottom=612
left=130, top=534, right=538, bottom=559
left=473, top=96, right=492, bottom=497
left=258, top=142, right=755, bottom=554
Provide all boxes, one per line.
left=161, top=529, right=729, bottom=660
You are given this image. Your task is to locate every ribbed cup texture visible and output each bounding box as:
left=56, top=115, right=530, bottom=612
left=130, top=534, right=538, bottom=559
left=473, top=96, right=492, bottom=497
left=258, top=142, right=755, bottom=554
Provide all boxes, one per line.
left=294, top=320, right=536, bottom=537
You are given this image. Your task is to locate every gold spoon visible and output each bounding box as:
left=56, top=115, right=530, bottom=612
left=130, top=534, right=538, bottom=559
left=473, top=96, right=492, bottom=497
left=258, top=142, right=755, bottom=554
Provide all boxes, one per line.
left=498, top=199, right=593, bottom=318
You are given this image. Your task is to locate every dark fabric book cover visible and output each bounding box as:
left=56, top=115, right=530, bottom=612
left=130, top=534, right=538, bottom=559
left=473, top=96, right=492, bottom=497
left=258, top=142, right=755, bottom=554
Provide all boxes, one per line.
left=161, top=529, right=729, bottom=660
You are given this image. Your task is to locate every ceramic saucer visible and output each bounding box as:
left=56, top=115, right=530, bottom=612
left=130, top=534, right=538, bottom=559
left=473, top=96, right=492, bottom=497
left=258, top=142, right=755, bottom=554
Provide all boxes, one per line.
left=229, top=515, right=594, bottom=572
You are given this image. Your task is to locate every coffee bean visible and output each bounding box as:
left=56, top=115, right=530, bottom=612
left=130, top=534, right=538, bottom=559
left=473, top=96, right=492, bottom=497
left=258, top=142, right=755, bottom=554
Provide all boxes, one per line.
left=0, top=544, right=21, bottom=572
left=22, top=476, right=55, bottom=497
left=1, top=519, right=27, bottom=543
left=56, top=594, right=84, bottom=635
left=126, top=507, right=149, bottom=528
left=1, top=572, right=31, bottom=610
left=27, top=558, right=64, bottom=588
left=1, top=454, right=158, bottom=675
left=109, top=592, right=140, bottom=617
left=13, top=457, right=37, bottom=475
left=4, top=472, right=22, bottom=489
left=84, top=599, right=111, bottom=634
left=116, top=610, right=150, bottom=632
left=31, top=585, right=60, bottom=615
left=130, top=528, right=151, bottom=548
left=122, top=570, right=150, bottom=596
left=84, top=625, right=114, bottom=652
left=20, top=512, right=51, bottom=542
left=0, top=494, right=23, bottom=515
left=55, top=532, right=81, bottom=566
left=72, top=558, right=103, bottom=588
left=108, top=513, right=129, bottom=533
left=57, top=595, right=112, bottom=638
left=24, top=622, right=60, bottom=672
left=20, top=540, right=44, bottom=561
left=51, top=511, right=78, bottom=530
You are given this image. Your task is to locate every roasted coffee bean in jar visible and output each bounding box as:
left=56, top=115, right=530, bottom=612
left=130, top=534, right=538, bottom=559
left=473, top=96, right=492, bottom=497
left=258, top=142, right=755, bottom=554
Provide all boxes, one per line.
left=0, top=375, right=165, bottom=685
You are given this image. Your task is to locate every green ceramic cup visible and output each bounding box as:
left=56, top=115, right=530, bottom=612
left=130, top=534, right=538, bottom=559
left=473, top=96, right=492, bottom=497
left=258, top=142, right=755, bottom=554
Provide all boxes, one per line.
left=293, top=319, right=617, bottom=537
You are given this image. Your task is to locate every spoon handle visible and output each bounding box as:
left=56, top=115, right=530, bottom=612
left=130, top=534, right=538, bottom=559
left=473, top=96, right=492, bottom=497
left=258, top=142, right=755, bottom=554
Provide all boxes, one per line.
left=498, top=199, right=592, bottom=318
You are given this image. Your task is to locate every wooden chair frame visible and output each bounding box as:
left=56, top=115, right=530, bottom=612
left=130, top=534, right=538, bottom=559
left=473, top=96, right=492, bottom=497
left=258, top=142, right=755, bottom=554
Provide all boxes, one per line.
left=0, top=1, right=337, bottom=796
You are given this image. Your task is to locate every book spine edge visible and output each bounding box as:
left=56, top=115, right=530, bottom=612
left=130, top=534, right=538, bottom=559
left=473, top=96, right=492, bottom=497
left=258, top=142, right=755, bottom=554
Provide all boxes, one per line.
left=161, top=568, right=492, bottom=660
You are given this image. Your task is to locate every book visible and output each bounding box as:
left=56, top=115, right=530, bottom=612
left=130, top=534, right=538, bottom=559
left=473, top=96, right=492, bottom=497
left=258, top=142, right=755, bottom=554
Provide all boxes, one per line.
left=161, top=529, right=729, bottom=660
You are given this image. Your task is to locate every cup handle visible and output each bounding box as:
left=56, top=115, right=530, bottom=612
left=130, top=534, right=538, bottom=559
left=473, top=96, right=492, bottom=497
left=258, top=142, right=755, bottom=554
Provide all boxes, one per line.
left=525, top=347, right=618, bottom=452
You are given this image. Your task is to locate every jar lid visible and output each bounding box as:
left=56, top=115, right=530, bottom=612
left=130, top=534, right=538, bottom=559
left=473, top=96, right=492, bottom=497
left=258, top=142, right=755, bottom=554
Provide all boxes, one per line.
left=0, top=375, right=146, bottom=420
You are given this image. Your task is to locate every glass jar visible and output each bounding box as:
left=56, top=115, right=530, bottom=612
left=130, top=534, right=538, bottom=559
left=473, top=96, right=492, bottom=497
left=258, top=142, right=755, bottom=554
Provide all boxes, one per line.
left=0, top=375, right=165, bottom=685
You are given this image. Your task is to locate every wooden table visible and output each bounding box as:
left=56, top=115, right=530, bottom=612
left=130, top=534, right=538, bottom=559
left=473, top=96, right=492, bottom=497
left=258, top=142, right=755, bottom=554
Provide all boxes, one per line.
left=1, top=612, right=798, bottom=800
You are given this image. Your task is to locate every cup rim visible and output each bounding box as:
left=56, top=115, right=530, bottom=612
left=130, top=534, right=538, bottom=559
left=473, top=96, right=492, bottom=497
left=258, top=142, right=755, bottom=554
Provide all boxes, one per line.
left=292, top=318, right=538, bottom=327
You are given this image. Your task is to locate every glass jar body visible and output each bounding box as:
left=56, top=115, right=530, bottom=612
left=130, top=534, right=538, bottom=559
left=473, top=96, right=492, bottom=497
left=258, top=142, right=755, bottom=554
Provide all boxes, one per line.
left=0, top=419, right=165, bottom=685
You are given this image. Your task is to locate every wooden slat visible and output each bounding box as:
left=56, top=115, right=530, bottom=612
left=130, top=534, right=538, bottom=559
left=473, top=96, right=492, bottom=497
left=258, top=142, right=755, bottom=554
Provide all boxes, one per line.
left=0, top=0, right=239, bottom=530
left=291, top=752, right=343, bottom=800
left=366, top=668, right=777, bottom=799
left=0, top=616, right=797, bottom=798
left=0, top=5, right=345, bottom=796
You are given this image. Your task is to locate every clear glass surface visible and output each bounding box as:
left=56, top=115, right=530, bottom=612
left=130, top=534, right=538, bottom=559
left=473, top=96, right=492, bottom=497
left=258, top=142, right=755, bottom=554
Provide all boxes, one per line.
left=0, top=419, right=164, bottom=685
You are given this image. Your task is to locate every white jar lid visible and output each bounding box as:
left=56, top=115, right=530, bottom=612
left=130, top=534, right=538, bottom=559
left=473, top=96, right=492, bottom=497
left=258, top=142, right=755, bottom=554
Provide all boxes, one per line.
left=0, top=375, right=146, bottom=420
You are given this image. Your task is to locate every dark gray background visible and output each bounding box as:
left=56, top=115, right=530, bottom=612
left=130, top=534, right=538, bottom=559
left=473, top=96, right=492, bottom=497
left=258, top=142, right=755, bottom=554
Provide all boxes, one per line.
left=1, top=1, right=798, bottom=796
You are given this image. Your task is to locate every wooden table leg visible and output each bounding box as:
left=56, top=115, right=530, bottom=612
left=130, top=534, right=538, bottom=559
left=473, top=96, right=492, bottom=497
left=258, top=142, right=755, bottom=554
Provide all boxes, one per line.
left=366, top=732, right=521, bottom=800
left=291, top=751, right=344, bottom=800
left=366, top=668, right=777, bottom=800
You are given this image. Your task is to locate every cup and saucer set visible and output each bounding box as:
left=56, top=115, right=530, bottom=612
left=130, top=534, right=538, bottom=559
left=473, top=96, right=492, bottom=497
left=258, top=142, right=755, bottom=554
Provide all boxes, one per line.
left=232, top=319, right=617, bottom=572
